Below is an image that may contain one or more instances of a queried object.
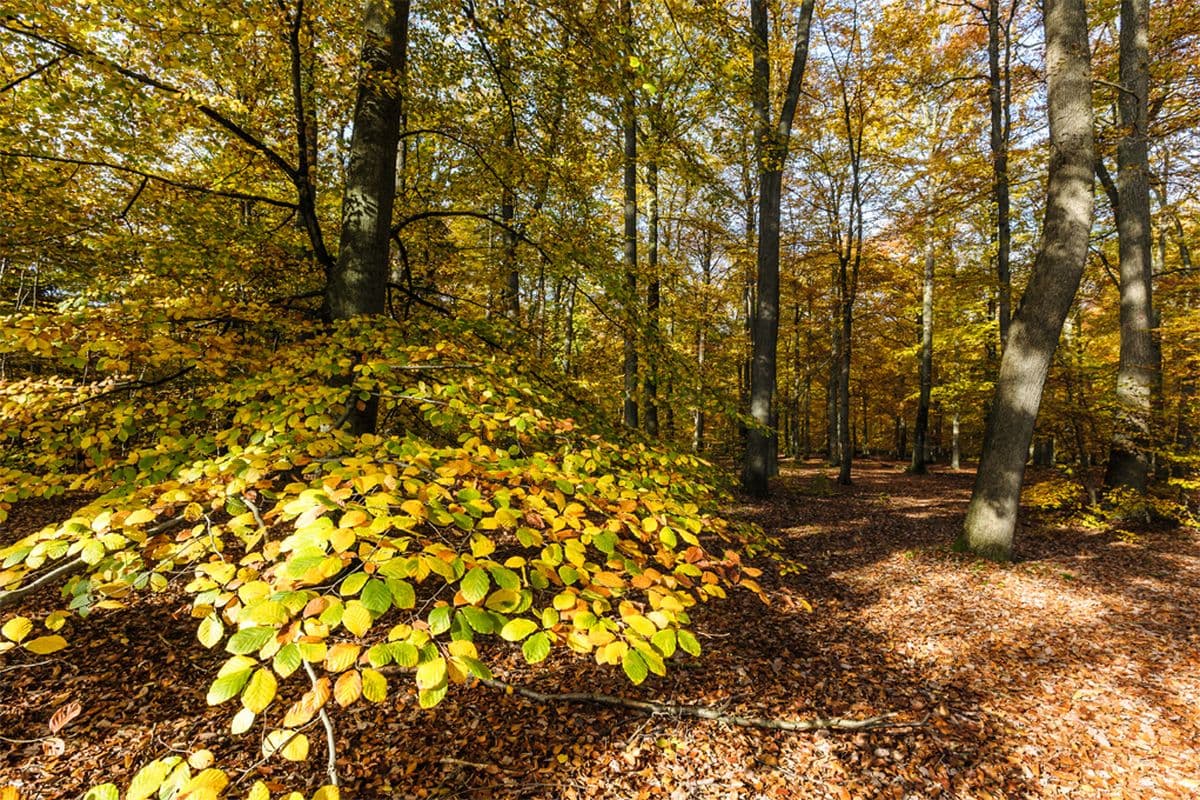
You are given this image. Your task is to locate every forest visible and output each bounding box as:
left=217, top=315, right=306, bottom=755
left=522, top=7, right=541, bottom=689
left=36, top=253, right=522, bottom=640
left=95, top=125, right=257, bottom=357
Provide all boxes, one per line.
left=0, top=0, right=1197, bottom=797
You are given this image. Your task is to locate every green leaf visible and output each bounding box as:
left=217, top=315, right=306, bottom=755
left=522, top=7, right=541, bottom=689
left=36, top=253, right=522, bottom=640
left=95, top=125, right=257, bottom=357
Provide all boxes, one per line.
left=622, top=648, right=649, bottom=685
left=273, top=643, right=302, bottom=677
left=390, top=642, right=419, bottom=668
left=361, top=579, right=392, bottom=614
left=522, top=631, right=551, bottom=664
left=428, top=605, right=452, bottom=635
left=677, top=629, right=701, bottom=657
left=197, top=615, right=224, bottom=649
left=340, top=572, right=368, bottom=596
left=388, top=579, right=416, bottom=609
left=460, top=567, right=490, bottom=604
left=651, top=629, right=677, bottom=658
left=461, top=606, right=496, bottom=633
left=226, top=626, right=274, bottom=655
left=207, top=668, right=253, bottom=705
left=500, top=618, right=538, bottom=642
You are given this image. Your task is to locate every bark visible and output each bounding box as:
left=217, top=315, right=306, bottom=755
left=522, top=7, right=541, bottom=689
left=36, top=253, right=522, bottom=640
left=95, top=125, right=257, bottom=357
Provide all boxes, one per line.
left=1105, top=0, right=1158, bottom=493
left=912, top=239, right=935, bottom=474
left=621, top=0, right=639, bottom=429
left=742, top=0, right=815, bottom=496
left=644, top=159, right=660, bottom=437
left=327, top=0, right=410, bottom=434
left=958, top=0, right=1094, bottom=561
left=951, top=412, right=961, bottom=470
left=987, top=0, right=1015, bottom=348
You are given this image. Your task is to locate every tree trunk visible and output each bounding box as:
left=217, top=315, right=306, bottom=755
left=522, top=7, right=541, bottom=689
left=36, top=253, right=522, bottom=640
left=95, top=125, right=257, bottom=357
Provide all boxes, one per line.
left=644, top=159, right=660, bottom=437
left=837, top=300, right=853, bottom=484
left=1105, top=0, right=1157, bottom=493
left=327, top=0, right=410, bottom=434
left=621, top=0, right=639, bottom=429
left=951, top=412, right=961, bottom=470
left=742, top=0, right=815, bottom=496
left=987, top=0, right=1014, bottom=348
left=912, top=239, right=935, bottom=474
left=958, top=0, right=1094, bottom=561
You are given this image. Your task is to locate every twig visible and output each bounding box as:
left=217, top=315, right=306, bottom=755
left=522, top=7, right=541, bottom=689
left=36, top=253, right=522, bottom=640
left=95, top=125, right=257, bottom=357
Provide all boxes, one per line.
left=238, top=494, right=269, bottom=543
left=0, top=557, right=85, bottom=611
left=303, top=661, right=339, bottom=787
left=473, top=677, right=926, bottom=733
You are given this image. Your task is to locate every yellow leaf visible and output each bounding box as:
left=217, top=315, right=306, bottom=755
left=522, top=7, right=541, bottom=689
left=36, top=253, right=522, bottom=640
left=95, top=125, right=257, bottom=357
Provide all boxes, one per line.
left=334, top=670, right=362, bottom=707
left=245, top=781, right=270, bottom=800
left=230, top=708, right=256, bottom=735
left=24, top=635, right=68, bottom=654
left=241, top=668, right=277, bottom=714
left=187, top=750, right=215, bottom=770
left=2, top=616, right=33, bottom=643
left=341, top=601, right=372, bottom=637
left=400, top=499, right=426, bottom=519
left=264, top=729, right=309, bottom=761
left=178, top=768, right=229, bottom=798
left=125, top=508, right=157, bottom=526
left=311, top=786, right=340, bottom=800
left=361, top=668, right=387, bottom=702
left=44, top=610, right=70, bottom=631
left=339, top=509, right=368, bottom=528
left=324, top=642, right=360, bottom=673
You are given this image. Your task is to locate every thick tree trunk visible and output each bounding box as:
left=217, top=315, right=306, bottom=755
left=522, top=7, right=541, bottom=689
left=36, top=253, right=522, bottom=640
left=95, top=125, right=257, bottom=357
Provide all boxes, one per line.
left=958, top=0, right=1094, bottom=561
left=912, top=239, right=935, bottom=474
left=327, top=0, right=410, bottom=434
left=621, top=0, right=639, bottom=429
left=742, top=0, right=815, bottom=496
left=1105, top=0, right=1157, bottom=493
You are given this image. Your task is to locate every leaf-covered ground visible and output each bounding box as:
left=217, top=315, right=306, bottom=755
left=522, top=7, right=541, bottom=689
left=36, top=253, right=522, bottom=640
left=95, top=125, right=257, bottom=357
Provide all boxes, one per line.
left=3, top=460, right=1198, bottom=799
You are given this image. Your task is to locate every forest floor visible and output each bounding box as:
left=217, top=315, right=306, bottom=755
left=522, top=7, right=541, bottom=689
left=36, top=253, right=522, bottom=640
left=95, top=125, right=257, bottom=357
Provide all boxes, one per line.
left=2, top=460, right=1199, bottom=800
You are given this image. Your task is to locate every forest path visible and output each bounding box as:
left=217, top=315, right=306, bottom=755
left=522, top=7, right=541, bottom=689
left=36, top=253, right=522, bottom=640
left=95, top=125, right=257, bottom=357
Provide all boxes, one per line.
left=2, top=461, right=1198, bottom=799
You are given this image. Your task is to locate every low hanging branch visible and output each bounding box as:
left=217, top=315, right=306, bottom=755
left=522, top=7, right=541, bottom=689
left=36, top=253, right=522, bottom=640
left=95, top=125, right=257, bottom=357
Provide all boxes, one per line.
left=472, top=676, right=926, bottom=733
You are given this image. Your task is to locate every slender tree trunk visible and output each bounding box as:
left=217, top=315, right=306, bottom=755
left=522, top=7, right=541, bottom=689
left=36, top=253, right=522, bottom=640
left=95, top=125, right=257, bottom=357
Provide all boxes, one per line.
left=327, top=0, right=410, bottom=434
left=912, top=239, right=935, bottom=473
left=1105, top=0, right=1157, bottom=493
left=620, top=0, right=639, bottom=429
left=828, top=316, right=840, bottom=465
left=987, top=0, right=1014, bottom=348
left=958, top=0, right=1094, bottom=561
left=951, top=412, right=961, bottom=469
left=837, top=300, right=853, bottom=484
left=645, top=159, right=660, bottom=436
left=742, top=0, right=815, bottom=496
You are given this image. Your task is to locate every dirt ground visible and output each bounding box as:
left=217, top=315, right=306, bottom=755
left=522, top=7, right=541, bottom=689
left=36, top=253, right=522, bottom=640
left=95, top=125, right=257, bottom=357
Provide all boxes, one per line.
left=3, top=460, right=1198, bottom=799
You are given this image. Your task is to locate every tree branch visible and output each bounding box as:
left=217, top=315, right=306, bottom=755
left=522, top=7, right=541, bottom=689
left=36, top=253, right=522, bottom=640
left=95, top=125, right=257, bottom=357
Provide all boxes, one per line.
left=0, top=150, right=298, bottom=209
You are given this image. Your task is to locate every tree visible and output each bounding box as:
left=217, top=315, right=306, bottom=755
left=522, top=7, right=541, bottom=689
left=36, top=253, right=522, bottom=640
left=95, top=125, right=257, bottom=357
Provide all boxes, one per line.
left=1103, top=0, right=1158, bottom=493
left=957, top=0, right=1094, bottom=561
left=742, top=0, right=816, bottom=497
left=327, top=0, right=411, bottom=434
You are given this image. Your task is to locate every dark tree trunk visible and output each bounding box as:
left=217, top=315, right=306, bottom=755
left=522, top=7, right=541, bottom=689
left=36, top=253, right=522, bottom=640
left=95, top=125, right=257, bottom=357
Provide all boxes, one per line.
left=1105, top=0, right=1158, bottom=493
left=987, top=0, right=1015, bottom=349
left=621, top=0, right=639, bottom=429
left=742, top=0, right=815, bottom=496
left=912, top=239, right=935, bottom=474
left=327, top=0, right=410, bottom=434
left=645, top=159, right=660, bottom=437
left=958, top=0, right=1094, bottom=561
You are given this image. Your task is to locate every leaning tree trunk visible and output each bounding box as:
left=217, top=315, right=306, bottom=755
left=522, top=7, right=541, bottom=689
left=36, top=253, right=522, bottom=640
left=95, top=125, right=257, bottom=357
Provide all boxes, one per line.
left=327, top=0, right=410, bottom=434
left=742, top=0, right=815, bottom=496
left=957, top=0, right=1094, bottom=561
left=1105, top=0, right=1157, bottom=493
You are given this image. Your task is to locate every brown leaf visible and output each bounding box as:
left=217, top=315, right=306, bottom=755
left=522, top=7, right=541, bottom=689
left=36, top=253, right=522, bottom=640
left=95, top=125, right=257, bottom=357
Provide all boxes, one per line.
left=47, top=700, right=81, bottom=734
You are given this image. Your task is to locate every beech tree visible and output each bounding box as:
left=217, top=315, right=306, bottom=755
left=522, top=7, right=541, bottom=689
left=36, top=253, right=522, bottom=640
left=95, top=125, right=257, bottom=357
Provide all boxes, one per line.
left=741, top=0, right=815, bottom=496
left=957, top=0, right=1094, bottom=561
